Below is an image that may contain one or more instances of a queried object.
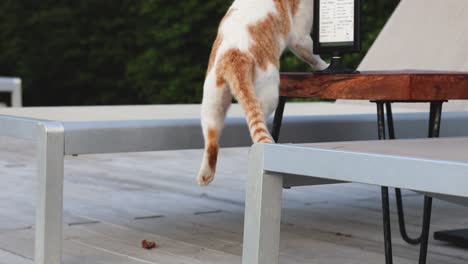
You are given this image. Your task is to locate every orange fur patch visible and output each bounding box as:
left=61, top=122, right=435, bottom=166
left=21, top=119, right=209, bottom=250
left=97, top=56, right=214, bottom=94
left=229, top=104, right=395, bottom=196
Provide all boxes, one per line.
left=216, top=48, right=272, bottom=143
left=216, top=75, right=226, bottom=88
left=216, top=48, right=255, bottom=92
left=257, top=136, right=273, bottom=143
left=253, top=127, right=268, bottom=138
left=248, top=1, right=291, bottom=70
left=207, top=128, right=219, bottom=170
left=250, top=119, right=264, bottom=129
left=289, top=0, right=300, bottom=16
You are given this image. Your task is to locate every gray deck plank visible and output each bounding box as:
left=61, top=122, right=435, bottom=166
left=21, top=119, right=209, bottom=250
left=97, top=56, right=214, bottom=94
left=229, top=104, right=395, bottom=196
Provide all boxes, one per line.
left=0, top=249, right=33, bottom=264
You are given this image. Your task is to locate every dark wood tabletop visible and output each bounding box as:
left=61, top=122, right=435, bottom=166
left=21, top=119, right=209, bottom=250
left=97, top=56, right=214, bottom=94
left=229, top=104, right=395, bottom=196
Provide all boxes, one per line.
left=280, top=71, right=468, bottom=101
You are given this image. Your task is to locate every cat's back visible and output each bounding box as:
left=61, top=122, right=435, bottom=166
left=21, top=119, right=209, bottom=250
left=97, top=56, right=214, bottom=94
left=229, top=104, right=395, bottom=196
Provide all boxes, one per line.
left=219, top=0, right=285, bottom=51
left=230, top=0, right=277, bottom=13
left=227, top=0, right=279, bottom=26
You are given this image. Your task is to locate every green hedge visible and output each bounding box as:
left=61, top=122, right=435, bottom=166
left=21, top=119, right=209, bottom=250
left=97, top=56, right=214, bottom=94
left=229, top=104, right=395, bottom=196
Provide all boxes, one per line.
left=0, top=0, right=398, bottom=106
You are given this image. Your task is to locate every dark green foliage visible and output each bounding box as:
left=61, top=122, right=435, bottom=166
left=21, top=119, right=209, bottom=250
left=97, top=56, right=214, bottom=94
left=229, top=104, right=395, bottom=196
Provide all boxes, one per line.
left=0, top=0, right=398, bottom=106
left=126, top=0, right=230, bottom=104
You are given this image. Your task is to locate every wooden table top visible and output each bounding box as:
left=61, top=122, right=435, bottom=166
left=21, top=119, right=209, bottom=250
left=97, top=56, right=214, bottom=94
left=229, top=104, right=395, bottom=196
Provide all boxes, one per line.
left=280, top=71, right=468, bottom=101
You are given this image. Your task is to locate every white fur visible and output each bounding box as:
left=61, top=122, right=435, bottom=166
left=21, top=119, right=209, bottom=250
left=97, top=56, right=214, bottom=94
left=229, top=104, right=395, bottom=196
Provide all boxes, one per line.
left=198, top=0, right=328, bottom=185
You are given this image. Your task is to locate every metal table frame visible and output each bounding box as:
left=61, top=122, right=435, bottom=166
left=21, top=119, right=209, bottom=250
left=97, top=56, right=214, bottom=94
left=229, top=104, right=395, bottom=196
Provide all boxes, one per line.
left=271, top=98, right=445, bottom=264
left=241, top=139, right=468, bottom=264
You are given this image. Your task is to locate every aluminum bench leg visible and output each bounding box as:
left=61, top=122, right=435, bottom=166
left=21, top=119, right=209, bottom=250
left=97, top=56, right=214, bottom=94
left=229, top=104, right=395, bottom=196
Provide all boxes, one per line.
left=242, top=145, right=283, bottom=264
left=35, top=122, right=65, bottom=264
left=11, top=83, right=22, bottom=107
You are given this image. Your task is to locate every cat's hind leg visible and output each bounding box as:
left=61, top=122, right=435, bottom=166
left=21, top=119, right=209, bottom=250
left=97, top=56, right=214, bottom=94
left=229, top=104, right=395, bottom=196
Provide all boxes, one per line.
left=197, top=73, right=232, bottom=186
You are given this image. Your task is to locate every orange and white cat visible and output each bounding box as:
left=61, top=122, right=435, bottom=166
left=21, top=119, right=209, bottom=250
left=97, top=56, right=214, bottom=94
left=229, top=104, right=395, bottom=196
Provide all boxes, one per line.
left=198, top=0, right=328, bottom=186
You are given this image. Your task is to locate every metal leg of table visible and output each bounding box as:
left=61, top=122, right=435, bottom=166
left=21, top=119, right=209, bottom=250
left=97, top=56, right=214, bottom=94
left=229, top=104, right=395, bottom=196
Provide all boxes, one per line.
left=377, top=102, right=387, bottom=140
left=428, top=101, right=443, bottom=138
left=386, top=102, right=423, bottom=245
left=395, top=188, right=422, bottom=244
left=414, top=101, right=443, bottom=264
left=412, top=101, right=443, bottom=264
left=35, top=122, right=65, bottom=264
left=379, top=102, right=442, bottom=264
left=377, top=102, right=393, bottom=264
left=419, top=196, right=433, bottom=264
left=272, top=97, right=286, bottom=143
left=385, top=103, right=395, bottom=139
left=242, top=146, right=284, bottom=264
left=382, top=186, right=394, bottom=264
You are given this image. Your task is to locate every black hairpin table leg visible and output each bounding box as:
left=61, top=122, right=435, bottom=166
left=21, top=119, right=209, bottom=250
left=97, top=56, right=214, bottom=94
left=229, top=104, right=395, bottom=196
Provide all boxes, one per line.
left=417, top=101, right=443, bottom=263
left=419, top=196, right=433, bottom=264
left=377, top=102, right=393, bottom=264
left=428, top=101, right=443, bottom=138
left=386, top=102, right=424, bottom=245
left=272, top=96, right=286, bottom=143
left=377, top=101, right=443, bottom=264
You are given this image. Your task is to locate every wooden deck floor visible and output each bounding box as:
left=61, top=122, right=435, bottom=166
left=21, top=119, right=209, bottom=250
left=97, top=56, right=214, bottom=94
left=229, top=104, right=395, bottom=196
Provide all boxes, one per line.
left=0, top=137, right=467, bottom=264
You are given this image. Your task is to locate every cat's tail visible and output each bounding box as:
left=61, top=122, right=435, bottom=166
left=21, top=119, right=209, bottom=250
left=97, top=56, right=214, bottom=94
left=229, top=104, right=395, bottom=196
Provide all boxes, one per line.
left=220, top=49, right=274, bottom=144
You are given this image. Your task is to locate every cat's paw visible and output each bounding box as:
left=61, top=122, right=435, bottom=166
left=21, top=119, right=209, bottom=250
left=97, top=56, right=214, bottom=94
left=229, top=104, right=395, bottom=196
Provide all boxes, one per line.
left=315, top=61, right=330, bottom=71
left=197, top=169, right=215, bottom=186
